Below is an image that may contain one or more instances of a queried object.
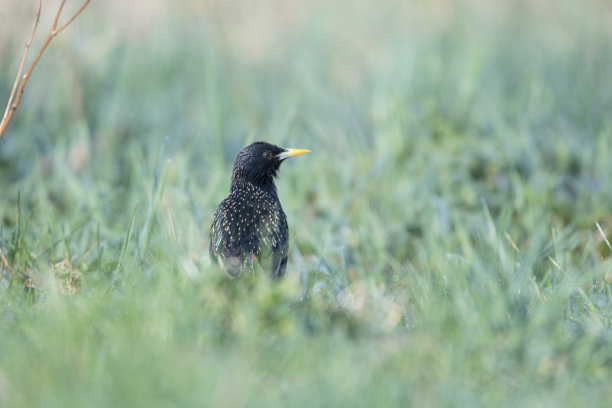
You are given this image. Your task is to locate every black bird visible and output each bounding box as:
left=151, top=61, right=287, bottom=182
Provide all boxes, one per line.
left=210, top=142, right=310, bottom=279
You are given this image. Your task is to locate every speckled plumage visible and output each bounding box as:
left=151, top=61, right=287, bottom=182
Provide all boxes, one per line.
left=209, top=142, right=309, bottom=279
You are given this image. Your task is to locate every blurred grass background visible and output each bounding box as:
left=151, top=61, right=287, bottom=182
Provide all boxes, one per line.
left=1, top=0, right=612, bottom=406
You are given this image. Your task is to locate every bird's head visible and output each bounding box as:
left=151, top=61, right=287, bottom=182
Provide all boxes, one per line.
left=231, top=142, right=310, bottom=189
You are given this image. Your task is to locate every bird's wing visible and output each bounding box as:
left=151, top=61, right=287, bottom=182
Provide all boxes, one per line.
left=209, top=200, right=226, bottom=259
left=210, top=198, right=247, bottom=277
left=258, top=209, right=289, bottom=279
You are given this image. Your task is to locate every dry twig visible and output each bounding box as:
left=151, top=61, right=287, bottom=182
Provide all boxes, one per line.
left=0, top=0, right=92, bottom=140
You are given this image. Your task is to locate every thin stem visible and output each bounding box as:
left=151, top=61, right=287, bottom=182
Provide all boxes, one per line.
left=56, top=0, right=92, bottom=35
left=0, top=0, right=92, bottom=141
left=0, top=0, right=42, bottom=136
left=52, top=0, right=68, bottom=31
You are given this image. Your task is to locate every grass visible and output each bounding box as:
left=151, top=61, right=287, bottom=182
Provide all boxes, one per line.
left=1, top=0, right=612, bottom=406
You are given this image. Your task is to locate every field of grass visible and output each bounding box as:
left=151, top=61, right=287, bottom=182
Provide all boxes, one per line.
left=1, top=0, right=612, bottom=406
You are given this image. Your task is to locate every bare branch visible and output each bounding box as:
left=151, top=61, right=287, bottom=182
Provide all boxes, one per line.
left=1, top=0, right=42, bottom=135
left=52, top=0, right=68, bottom=32
left=0, top=0, right=92, bottom=141
left=56, top=0, right=92, bottom=35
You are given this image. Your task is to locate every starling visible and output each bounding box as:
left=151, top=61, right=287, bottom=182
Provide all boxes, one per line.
left=210, top=142, right=310, bottom=279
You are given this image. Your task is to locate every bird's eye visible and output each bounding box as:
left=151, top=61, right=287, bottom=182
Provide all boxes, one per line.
left=263, top=151, right=273, bottom=159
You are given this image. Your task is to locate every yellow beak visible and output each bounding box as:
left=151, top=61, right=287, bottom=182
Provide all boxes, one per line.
left=278, top=148, right=311, bottom=160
